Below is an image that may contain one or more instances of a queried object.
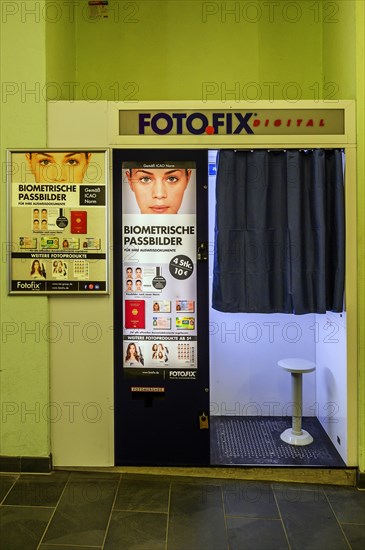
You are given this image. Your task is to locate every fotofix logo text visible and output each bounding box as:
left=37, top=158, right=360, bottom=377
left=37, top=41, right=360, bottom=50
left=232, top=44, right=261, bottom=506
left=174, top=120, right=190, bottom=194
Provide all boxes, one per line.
left=119, top=109, right=344, bottom=136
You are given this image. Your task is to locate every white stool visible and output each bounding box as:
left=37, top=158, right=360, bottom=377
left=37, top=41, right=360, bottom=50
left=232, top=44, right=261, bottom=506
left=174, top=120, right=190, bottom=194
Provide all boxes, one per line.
left=278, top=358, right=316, bottom=446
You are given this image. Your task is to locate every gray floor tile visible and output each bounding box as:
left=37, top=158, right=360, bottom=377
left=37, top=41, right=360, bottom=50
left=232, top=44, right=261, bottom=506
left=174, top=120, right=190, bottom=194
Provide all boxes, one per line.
left=42, top=473, right=119, bottom=546
left=223, top=480, right=279, bottom=518
left=104, top=510, right=167, bottom=550
left=0, top=505, right=53, bottom=550
left=275, top=488, right=350, bottom=550
left=114, top=477, right=170, bottom=512
left=226, top=516, right=289, bottom=550
left=67, top=471, right=120, bottom=480
left=40, top=546, right=102, bottom=550
left=0, top=474, right=18, bottom=502
left=271, top=481, right=329, bottom=492
left=2, top=471, right=364, bottom=550
left=341, top=523, right=365, bottom=550
left=167, top=482, right=228, bottom=550
left=273, top=483, right=327, bottom=503
left=3, top=471, right=69, bottom=507
left=325, top=486, right=365, bottom=524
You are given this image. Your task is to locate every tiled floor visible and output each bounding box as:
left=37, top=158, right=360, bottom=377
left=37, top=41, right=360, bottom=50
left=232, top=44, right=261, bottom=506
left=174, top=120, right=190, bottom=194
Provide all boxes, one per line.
left=0, top=471, right=364, bottom=550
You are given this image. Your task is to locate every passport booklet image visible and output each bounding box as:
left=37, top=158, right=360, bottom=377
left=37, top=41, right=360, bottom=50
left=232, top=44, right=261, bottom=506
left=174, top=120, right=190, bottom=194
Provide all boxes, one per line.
left=71, top=211, right=87, bottom=234
left=125, top=300, right=146, bottom=329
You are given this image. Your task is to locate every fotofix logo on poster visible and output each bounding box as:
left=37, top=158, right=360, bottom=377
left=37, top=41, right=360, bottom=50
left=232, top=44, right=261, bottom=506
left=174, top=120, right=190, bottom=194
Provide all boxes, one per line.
left=122, top=161, right=198, bottom=379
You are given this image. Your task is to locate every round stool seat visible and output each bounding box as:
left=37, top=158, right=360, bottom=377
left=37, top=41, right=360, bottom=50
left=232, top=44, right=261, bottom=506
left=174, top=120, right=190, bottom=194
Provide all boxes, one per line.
left=278, top=358, right=316, bottom=374
left=278, top=358, right=316, bottom=446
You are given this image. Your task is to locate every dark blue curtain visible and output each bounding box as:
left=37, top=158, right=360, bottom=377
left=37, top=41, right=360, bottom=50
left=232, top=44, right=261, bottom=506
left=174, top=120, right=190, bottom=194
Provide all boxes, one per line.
left=212, top=149, right=345, bottom=314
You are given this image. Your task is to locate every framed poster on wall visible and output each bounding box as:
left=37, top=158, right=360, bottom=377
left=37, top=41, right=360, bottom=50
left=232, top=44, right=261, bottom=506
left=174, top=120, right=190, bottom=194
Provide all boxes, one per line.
left=121, top=160, right=198, bottom=378
left=7, top=149, right=109, bottom=294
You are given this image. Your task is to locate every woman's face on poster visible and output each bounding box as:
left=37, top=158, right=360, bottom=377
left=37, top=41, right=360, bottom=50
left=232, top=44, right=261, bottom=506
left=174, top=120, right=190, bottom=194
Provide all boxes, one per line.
left=26, top=152, right=90, bottom=183
left=126, top=168, right=191, bottom=214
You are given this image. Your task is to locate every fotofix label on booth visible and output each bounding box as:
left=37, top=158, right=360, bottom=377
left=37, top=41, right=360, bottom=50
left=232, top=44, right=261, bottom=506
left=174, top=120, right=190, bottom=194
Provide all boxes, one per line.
left=119, top=109, right=345, bottom=136
left=121, top=161, right=197, bottom=379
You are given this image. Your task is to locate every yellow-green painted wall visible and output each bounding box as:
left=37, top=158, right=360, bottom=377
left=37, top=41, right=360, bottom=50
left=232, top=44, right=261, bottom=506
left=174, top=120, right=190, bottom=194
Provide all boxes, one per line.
left=355, top=0, right=365, bottom=474
left=322, top=0, right=356, bottom=100
left=0, top=1, right=49, bottom=457
left=0, top=0, right=364, bottom=474
left=74, top=0, right=322, bottom=101
left=46, top=0, right=76, bottom=98
left=0, top=0, right=78, bottom=460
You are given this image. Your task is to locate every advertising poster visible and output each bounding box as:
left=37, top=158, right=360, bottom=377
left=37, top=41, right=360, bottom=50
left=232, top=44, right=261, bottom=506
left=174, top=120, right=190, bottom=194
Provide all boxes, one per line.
left=122, top=161, right=197, bottom=379
left=8, top=150, right=108, bottom=293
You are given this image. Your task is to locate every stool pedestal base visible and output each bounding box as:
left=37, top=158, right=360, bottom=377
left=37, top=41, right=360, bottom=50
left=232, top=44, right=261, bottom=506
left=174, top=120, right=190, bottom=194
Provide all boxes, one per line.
left=277, top=359, right=316, bottom=447
left=280, top=428, right=313, bottom=446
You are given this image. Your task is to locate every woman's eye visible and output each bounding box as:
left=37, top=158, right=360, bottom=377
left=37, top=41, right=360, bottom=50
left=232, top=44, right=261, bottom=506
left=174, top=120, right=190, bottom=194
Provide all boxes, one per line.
left=140, top=177, right=152, bottom=184
left=67, top=159, right=79, bottom=166
left=166, top=176, right=178, bottom=183
left=39, top=160, right=51, bottom=166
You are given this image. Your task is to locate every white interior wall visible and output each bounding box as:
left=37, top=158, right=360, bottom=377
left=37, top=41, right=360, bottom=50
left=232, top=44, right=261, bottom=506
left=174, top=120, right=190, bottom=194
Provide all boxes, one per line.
left=315, top=312, right=347, bottom=462
left=208, top=310, right=317, bottom=417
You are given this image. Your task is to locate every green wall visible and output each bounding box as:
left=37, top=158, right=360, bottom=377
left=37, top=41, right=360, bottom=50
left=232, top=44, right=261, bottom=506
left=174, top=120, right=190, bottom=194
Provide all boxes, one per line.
left=0, top=1, right=49, bottom=457
left=0, top=0, right=78, bottom=460
left=0, top=0, right=364, bottom=473
left=74, top=0, right=322, bottom=101
left=322, top=0, right=356, bottom=99
left=46, top=0, right=76, bottom=98
left=354, top=0, right=365, bottom=475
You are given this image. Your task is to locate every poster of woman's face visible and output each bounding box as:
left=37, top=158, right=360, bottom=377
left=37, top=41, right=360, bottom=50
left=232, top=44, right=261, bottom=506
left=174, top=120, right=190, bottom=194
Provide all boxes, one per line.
left=9, top=150, right=106, bottom=184
left=122, top=163, right=196, bottom=215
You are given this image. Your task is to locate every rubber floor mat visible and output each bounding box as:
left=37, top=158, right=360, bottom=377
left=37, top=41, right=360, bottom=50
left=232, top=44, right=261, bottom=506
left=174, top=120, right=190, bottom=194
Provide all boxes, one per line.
left=210, top=416, right=346, bottom=466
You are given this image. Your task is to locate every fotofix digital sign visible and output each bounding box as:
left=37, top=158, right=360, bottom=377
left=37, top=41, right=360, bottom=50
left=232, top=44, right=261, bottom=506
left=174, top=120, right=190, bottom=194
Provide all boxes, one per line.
left=119, top=109, right=345, bottom=136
